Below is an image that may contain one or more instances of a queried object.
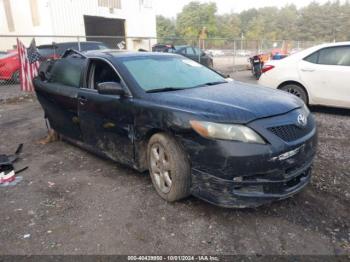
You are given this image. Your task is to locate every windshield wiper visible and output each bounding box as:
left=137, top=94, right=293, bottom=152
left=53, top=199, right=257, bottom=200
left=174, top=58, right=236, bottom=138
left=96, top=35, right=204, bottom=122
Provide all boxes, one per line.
left=194, top=81, right=227, bottom=88
left=146, top=87, right=185, bottom=93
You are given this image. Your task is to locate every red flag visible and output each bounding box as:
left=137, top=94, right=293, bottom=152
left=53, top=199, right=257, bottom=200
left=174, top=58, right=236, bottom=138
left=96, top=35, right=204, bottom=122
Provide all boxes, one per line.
left=16, top=38, right=40, bottom=92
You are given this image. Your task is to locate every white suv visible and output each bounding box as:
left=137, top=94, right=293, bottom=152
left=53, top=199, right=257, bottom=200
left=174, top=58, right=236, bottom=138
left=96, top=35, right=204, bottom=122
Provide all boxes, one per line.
left=259, top=42, right=350, bottom=109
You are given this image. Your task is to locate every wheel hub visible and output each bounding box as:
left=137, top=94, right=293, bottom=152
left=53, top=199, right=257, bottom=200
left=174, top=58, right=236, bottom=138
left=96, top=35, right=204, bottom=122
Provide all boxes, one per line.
left=150, top=143, right=172, bottom=194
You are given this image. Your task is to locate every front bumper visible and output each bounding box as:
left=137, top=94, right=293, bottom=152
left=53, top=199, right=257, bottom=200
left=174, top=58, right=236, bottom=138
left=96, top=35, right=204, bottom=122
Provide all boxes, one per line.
left=191, top=159, right=312, bottom=208
left=179, top=109, right=317, bottom=208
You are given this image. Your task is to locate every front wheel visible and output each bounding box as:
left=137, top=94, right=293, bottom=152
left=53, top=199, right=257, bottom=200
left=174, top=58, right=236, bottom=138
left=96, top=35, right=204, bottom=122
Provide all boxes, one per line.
left=280, top=84, right=308, bottom=104
left=147, top=133, right=191, bottom=202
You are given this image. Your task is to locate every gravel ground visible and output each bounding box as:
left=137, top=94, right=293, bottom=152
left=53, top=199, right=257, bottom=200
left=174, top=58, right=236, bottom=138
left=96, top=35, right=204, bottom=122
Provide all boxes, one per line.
left=0, top=71, right=349, bottom=256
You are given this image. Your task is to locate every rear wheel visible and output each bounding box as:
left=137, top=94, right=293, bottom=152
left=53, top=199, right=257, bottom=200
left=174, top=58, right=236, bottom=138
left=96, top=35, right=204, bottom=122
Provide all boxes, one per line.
left=280, top=84, right=308, bottom=104
left=147, top=133, right=191, bottom=202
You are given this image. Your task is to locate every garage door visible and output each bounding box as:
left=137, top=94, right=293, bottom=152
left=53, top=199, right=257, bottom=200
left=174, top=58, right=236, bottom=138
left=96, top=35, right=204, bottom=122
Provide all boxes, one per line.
left=84, top=15, right=126, bottom=49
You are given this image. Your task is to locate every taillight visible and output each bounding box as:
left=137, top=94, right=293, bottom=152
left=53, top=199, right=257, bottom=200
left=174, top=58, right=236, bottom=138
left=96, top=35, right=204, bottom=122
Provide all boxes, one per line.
left=262, top=65, right=275, bottom=73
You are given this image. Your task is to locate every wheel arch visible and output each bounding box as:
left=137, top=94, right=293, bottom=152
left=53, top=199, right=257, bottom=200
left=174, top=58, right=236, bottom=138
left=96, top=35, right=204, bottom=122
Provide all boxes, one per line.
left=277, top=81, right=310, bottom=104
left=134, top=128, right=171, bottom=172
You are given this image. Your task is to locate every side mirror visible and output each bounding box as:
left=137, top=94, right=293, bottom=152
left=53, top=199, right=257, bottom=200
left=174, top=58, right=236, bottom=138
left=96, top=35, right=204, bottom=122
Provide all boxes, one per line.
left=97, top=82, right=125, bottom=96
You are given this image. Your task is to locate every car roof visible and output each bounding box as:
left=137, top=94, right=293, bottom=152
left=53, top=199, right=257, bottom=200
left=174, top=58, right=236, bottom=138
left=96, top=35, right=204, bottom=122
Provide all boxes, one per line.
left=83, top=49, right=179, bottom=59
left=38, top=41, right=105, bottom=48
left=315, top=41, right=350, bottom=48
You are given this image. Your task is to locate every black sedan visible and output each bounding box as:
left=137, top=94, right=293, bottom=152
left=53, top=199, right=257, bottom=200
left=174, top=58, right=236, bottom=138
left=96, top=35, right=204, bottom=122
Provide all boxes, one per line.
left=34, top=50, right=317, bottom=208
left=152, top=44, right=213, bottom=68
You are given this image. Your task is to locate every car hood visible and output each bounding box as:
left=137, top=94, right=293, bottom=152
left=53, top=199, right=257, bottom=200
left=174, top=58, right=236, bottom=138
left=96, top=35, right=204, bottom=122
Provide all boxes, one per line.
left=149, top=82, right=303, bottom=123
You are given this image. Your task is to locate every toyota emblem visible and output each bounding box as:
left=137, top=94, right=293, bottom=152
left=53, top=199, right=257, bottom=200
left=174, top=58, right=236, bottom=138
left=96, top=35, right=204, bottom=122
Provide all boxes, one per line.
left=297, top=114, right=307, bottom=127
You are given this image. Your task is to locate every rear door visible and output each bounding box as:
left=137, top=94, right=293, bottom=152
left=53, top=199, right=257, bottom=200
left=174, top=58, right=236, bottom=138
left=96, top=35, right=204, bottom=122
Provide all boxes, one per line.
left=78, top=58, right=134, bottom=165
left=35, top=55, right=86, bottom=141
left=299, top=45, right=350, bottom=108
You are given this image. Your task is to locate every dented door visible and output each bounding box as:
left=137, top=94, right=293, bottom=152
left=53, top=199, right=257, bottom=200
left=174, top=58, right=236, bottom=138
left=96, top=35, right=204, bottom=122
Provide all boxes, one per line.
left=77, top=88, right=134, bottom=166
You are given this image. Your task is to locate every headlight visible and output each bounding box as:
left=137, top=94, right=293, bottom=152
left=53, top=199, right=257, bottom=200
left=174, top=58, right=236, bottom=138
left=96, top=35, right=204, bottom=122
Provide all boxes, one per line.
left=190, top=120, right=266, bottom=144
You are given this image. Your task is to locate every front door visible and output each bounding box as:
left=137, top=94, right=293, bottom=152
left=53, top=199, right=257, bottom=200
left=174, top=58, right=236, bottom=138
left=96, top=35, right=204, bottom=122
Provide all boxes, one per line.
left=78, top=59, right=134, bottom=165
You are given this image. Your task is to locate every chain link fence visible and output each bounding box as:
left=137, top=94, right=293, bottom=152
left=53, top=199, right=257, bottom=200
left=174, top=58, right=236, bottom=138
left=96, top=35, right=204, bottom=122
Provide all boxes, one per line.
left=0, top=35, right=320, bottom=93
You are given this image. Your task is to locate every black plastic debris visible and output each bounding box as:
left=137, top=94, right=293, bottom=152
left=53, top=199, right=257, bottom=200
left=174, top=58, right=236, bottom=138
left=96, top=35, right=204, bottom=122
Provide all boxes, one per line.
left=0, top=144, right=27, bottom=186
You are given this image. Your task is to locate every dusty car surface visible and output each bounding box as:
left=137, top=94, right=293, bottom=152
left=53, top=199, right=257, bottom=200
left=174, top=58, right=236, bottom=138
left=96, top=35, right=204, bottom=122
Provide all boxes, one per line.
left=34, top=50, right=317, bottom=208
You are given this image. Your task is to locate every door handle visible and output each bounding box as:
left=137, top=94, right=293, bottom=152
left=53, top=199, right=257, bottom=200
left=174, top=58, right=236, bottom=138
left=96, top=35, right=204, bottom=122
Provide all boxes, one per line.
left=78, top=96, right=88, bottom=105
left=301, top=68, right=315, bottom=72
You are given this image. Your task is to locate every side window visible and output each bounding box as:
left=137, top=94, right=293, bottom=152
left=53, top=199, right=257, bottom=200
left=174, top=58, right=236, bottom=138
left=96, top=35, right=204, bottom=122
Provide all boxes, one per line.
left=194, top=47, right=205, bottom=56
left=49, top=57, right=85, bottom=87
left=318, top=46, right=350, bottom=66
left=186, top=47, right=195, bottom=55
left=304, top=51, right=319, bottom=64
left=88, top=60, right=121, bottom=90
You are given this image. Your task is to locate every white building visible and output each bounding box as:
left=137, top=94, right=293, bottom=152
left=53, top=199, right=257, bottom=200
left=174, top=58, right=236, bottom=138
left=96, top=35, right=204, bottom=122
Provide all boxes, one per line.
left=0, top=0, right=157, bottom=50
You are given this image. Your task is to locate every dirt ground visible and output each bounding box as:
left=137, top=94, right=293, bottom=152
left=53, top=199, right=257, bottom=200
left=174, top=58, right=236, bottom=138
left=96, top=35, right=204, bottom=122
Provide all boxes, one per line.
left=0, top=71, right=349, bottom=256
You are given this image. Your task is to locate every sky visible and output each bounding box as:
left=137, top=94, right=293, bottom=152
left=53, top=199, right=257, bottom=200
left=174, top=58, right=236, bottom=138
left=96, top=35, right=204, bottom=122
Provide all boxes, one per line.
left=154, top=0, right=342, bottom=18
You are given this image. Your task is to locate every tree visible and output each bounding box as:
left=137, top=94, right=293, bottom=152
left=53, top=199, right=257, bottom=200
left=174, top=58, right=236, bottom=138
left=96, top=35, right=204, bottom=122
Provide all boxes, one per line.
left=156, top=15, right=176, bottom=39
left=216, top=13, right=241, bottom=39
left=275, top=5, right=298, bottom=40
left=176, top=1, right=218, bottom=38
left=239, top=8, right=258, bottom=36
left=155, top=1, right=350, bottom=42
left=243, top=7, right=279, bottom=40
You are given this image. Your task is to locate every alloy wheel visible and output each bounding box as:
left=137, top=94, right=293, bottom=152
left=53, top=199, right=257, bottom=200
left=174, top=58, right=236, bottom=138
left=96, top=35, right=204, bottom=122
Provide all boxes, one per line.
left=149, top=143, right=172, bottom=194
left=286, top=87, right=302, bottom=98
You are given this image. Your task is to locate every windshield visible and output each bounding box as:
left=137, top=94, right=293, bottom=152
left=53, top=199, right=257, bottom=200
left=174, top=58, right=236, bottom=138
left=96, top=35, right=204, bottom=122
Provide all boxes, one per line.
left=119, top=55, right=225, bottom=92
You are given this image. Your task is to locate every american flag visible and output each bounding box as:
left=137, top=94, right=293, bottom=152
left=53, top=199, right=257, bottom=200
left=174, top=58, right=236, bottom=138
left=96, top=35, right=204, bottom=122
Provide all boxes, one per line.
left=17, top=38, right=42, bottom=92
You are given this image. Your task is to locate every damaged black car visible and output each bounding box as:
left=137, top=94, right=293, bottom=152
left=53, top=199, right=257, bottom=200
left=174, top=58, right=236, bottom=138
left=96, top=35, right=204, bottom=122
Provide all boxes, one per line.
left=34, top=50, right=317, bottom=208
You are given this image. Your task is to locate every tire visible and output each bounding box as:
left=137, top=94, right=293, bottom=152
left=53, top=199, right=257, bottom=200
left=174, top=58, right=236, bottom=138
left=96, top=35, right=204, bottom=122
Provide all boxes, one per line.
left=147, top=133, right=191, bottom=202
left=11, top=70, right=20, bottom=84
left=253, top=64, right=262, bottom=79
left=280, top=84, right=308, bottom=104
